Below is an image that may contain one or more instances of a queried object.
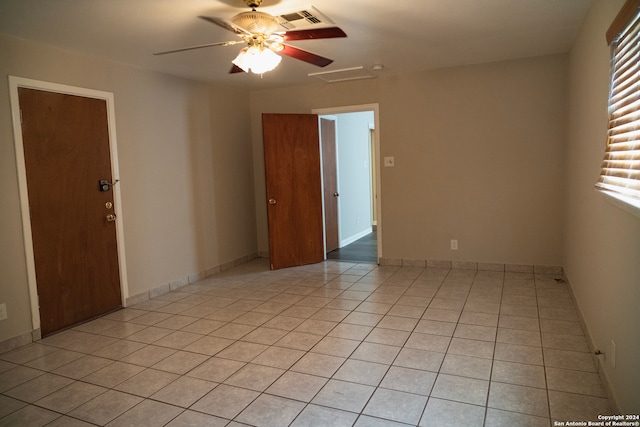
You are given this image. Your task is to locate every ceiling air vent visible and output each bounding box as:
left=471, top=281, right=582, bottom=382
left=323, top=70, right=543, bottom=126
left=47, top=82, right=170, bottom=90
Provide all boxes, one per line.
left=276, top=6, right=334, bottom=30
left=308, top=67, right=377, bottom=83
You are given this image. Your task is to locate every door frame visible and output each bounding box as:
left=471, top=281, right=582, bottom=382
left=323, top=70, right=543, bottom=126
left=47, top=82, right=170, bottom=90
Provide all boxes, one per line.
left=312, top=103, right=382, bottom=261
left=8, top=76, right=129, bottom=335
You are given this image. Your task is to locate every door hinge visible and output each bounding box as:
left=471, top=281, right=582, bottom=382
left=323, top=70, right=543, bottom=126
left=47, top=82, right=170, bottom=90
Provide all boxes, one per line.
left=19, top=109, right=23, bottom=124
left=37, top=294, right=40, bottom=308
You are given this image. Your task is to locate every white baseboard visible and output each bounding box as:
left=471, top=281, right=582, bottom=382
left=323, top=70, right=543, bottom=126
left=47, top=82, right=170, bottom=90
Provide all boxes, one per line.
left=340, top=227, right=373, bottom=247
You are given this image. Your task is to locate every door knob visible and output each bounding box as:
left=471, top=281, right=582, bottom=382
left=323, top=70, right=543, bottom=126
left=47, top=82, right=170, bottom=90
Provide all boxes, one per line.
left=333, top=192, right=339, bottom=197
left=268, top=198, right=277, bottom=205
left=106, top=214, right=117, bottom=222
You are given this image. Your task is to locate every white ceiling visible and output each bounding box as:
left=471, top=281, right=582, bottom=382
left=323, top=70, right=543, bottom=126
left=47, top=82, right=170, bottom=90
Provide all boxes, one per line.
left=0, top=0, right=593, bottom=90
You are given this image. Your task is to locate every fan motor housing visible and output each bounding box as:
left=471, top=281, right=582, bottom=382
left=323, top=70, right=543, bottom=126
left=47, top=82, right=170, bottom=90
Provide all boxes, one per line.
left=231, top=11, right=279, bottom=34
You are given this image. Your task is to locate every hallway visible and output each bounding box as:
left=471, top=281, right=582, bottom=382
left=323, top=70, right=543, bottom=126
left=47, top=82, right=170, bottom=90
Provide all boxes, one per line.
left=327, top=232, right=377, bottom=264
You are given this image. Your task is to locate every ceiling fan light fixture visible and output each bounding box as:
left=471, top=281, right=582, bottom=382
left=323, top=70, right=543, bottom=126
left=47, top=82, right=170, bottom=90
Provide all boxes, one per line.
left=232, top=45, right=282, bottom=74
left=156, top=6, right=346, bottom=75
left=266, top=34, right=285, bottom=52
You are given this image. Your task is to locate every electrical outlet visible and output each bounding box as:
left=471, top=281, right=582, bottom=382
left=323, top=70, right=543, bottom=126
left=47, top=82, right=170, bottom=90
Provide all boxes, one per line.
left=451, top=240, right=458, bottom=250
left=611, top=340, right=616, bottom=368
left=0, top=303, right=7, bottom=321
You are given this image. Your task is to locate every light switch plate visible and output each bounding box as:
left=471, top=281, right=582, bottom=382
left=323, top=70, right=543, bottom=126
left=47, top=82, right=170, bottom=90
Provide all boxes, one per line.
left=384, top=156, right=395, bottom=167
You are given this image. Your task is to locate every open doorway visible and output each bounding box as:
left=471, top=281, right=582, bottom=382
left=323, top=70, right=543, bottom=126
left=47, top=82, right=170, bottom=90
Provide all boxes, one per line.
left=315, top=105, right=380, bottom=263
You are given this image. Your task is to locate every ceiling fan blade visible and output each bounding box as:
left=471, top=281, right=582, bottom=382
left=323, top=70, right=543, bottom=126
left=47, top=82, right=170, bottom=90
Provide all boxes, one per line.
left=199, top=16, right=252, bottom=36
left=153, top=40, right=244, bottom=55
left=283, top=27, right=347, bottom=41
left=280, top=44, right=333, bottom=67
left=229, top=64, right=244, bottom=74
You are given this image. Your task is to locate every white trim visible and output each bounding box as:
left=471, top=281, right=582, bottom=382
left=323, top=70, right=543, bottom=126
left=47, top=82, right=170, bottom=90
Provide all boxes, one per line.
left=598, top=188, right=640, bottom=218
left=8, top=76, right=129, bottom=332
left=312, top=104, right=382, bottom=261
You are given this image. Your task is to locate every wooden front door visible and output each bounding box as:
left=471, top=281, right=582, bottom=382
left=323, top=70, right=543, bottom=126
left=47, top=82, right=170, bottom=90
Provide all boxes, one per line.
left=19, top=88, right=122, bottom=336
left=321, top=118, right=339, bottom=253
left=262, top=113, right=325, bottom=270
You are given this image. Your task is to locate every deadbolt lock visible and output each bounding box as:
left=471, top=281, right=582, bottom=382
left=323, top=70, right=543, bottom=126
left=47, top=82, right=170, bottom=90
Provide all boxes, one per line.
left=98, top=179, right=119, bottom=192
left=268, top=198, right=277, bottom=205
left=105, top=202, right=113, bottom=209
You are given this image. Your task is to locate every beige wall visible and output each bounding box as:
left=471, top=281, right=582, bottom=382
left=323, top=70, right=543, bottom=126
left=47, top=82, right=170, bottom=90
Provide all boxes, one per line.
left=250, top=54, right=567, bottom=266
left=0, top=35, right=257, bottom=343
left=3, top=2, right=638, bottom=413
left=565, top=0, right=640, bottom=413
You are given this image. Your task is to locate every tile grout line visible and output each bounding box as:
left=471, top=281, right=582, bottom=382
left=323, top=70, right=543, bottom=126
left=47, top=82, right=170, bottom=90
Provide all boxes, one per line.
left=483, top=270, right=505, bottom=427
left=0, top=262, right=608, bottom=426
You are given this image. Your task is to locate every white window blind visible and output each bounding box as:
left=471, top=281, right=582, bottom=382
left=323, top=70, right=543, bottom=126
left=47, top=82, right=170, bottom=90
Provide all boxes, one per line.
left=597, top=7, right=640, bottom=201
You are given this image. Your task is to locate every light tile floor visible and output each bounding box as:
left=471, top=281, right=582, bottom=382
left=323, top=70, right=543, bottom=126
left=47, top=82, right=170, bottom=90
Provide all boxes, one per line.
left=0, top=259, right=612, bottom=426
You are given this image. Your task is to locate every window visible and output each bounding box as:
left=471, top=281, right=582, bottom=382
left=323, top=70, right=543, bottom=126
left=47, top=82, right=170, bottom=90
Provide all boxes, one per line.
left=597, top=0, right=640, bottom=207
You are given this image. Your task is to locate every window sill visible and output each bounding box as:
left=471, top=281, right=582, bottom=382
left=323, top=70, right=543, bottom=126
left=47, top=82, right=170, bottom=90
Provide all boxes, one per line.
left=598, top=189, right=640, bottom=219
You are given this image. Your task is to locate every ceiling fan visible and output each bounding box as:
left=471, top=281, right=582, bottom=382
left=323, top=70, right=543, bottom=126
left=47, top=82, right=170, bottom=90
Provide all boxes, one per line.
left=154, top=0, right=347, bottom=74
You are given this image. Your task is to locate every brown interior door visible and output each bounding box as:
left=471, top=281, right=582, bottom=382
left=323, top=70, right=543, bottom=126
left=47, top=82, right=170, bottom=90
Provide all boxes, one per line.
left=321, top=118, right=339, bottom=253
left=262, top=113, right=325, bottom=270
left=19, top=87, right=122, bottom=336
